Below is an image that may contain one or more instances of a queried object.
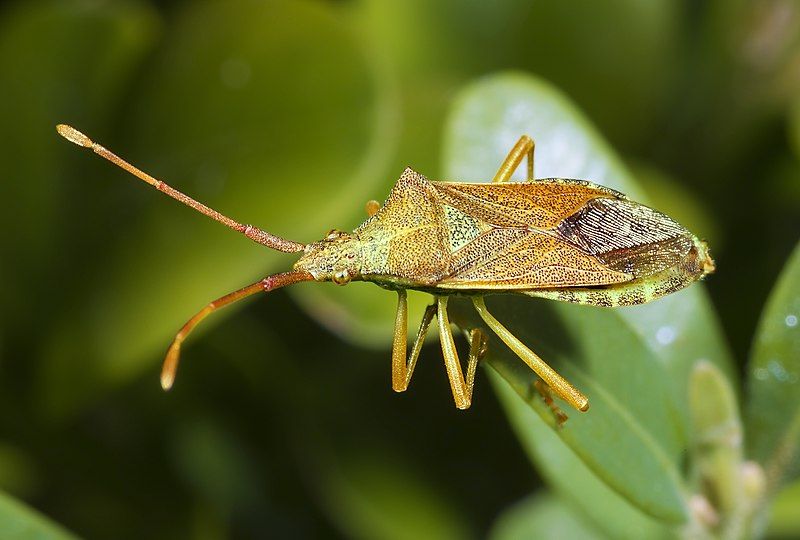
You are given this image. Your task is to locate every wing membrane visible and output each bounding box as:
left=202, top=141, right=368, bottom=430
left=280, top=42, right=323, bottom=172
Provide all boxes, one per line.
left=556, top=198, right=694, bottom=278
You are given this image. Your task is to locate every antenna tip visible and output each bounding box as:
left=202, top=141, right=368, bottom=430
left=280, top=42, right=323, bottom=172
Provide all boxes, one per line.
left=56, top=124, right=92, bottom=148
left=160, top=343, right=180, bottom=391
left=160, top=373, right=174, bottom=391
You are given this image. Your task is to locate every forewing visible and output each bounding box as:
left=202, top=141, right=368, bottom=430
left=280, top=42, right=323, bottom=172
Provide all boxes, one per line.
left=434, top=180, right=694, bottom=290
left=439, top=227, right=631, bottom=289
left=432, top=179, right=623, bottom=229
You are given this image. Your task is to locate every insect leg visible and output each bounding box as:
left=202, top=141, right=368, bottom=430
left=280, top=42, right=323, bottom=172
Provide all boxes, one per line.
left=534, top=380, right=569, bottom=426
left=436, top=296, right=473, bottom=409
left=492, top=135, right=535, bottom=183
left=391, top=290, right=408, bottom=391
left=160, top=270, right=313, bottom=391
left=472, top=297, right=589, bottom=412
left=391, top=290, right=436, bottom=392
left=464, top=328, right=488, bottom=398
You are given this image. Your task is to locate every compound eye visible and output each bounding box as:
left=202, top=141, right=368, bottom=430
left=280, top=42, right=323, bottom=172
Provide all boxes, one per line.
left=332, top=269, right=351, bottom=285
left=326, top=229, right=343, bottom=240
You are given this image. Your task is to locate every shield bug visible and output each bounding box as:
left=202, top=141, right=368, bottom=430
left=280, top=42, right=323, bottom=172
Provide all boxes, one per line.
left=57, top=124, right=715, bottom=418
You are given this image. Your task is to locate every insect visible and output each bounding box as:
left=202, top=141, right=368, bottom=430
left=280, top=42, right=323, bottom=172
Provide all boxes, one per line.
left=57, top=124, right=715, bottom=418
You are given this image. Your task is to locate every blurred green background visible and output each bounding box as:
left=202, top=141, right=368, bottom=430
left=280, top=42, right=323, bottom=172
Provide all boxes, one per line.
left=1, top=0, right=800, bottom=538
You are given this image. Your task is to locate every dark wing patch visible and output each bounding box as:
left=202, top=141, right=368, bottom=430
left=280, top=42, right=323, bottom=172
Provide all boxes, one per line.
left=555, top=198, right=694, bottom=278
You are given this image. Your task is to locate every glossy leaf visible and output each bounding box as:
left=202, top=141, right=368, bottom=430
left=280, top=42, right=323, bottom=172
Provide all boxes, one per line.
left=38, top=0, right=389, bottom=418
left=488, top=374, right=669, bottom=539
left=489, top=492, right=601, bottom=540
left=746, top=240, right=800, bottom=488
left=453, top=297, right=687, bottom=523
left=443, top=73, right=733, bottom=522
left=0, top=490, right=76, bottom=540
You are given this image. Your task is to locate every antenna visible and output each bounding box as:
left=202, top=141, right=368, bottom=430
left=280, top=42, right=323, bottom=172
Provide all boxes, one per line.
left=56, top=124, right=306, bottom=253
left=160, top=270, right=313, bottom=390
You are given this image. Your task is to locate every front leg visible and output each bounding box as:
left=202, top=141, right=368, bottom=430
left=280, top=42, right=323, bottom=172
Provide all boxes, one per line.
left=391, top=290, right=436, bottom=392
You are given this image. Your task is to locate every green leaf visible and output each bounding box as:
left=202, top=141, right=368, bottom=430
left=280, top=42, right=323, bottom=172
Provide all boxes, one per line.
left=39, top=0, right=391, bottom=419
left=489, top=492, right=601, bottom=540
left=746, top=240, right=800, bottom=489
left=488, top=374, right=669, bottom=539
left=443, top=72, right=733, bottom=522
left=454, top=298, right=686, bottom=524
left=0, top=490, right=76, bottom=540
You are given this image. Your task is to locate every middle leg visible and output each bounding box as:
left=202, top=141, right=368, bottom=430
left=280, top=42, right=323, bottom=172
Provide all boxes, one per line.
left=391, top=290, right=437, bottom=392
left=436, top=296, right=487, bottom=409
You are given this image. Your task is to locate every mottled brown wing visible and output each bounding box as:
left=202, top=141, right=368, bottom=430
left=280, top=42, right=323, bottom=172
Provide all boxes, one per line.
left=432, top=179, right=624, bottom=228
left=434, top=179, right=695, bottom=290
left=437, top=226, right=632, bottom=289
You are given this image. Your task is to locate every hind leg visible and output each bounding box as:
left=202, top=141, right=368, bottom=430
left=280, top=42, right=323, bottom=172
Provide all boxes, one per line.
left=472, top=297, right=589, bottom=414
left=492, top=135, right=535, bottom=183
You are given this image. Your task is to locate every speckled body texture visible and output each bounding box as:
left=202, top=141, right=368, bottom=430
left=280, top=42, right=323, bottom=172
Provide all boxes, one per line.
left=295, top=168, right=713, bottom=307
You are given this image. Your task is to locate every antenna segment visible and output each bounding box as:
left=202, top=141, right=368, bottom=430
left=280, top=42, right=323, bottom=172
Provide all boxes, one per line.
left=56, top=124, right=306, bottom=253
